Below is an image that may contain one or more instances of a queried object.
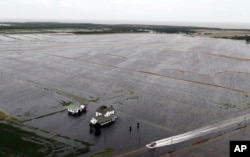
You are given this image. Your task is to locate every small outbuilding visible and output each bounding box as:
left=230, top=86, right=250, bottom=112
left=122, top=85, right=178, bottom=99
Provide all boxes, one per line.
left=67, top=104, right=86, bottom=115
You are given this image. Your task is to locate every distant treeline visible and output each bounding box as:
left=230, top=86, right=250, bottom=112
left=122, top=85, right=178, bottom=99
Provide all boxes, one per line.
left=230, top=35, right=250, bottom=43
left=1, top=22, right=250, bottom=36
left=217, top=35, right=250, bottom=43
left=0, top=22, right=202, bottom=34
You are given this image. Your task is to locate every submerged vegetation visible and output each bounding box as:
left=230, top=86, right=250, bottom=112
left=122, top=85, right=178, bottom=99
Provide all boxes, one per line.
left=218, top=103, right=237, bottom=109
left=59, top=100, right=72, bottom=106
left=0, top=122, right=91, bottom=157
left=0, top=110, right=92, bottom=156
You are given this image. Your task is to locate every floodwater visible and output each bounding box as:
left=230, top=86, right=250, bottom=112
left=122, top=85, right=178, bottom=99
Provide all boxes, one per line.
left=0, top=33, right=250, bottom=156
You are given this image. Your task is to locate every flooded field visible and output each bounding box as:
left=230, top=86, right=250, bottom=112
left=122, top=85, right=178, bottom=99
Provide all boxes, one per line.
left=0, top=33, right=250, bottom=156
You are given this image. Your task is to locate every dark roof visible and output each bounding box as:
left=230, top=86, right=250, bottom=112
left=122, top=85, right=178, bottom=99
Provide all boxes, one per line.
left=96, top=105, right=114, bottom=114
left=94, top=105, right=116, bottom=123
left=95, top=114, right=116, bottom=123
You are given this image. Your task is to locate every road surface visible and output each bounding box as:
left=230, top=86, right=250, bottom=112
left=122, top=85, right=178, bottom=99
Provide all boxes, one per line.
left=146, top=114, right=250, bottom=148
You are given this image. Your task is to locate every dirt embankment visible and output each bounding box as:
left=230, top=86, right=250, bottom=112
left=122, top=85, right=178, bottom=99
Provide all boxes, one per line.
left=0, top=109, right=20, bottom=124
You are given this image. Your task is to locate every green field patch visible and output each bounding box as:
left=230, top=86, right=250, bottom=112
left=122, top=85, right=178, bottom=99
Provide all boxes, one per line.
left=0, top=121, right=91, bottom=157
left=90, top=148, right=113, bottom=157
left=113, top=101, right=124, bottom=105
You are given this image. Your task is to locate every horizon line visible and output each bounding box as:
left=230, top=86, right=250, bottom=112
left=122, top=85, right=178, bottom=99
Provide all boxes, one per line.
left=1, top=19, right=250, bottom=29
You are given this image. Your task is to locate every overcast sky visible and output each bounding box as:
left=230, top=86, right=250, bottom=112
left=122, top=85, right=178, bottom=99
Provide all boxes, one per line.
left=1, top=0, right=250, bottom=27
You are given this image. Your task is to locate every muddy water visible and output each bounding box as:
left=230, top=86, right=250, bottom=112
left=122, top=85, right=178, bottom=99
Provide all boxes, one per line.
left=0, top=33, right=250, bottom=156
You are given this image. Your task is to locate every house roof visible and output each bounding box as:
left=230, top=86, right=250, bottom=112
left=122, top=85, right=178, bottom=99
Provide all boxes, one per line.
left=67, top=104, right=80, bottom=110
left=94, top=105, right=116, bottom=123
left=96, top=105, right=114, bottom=114
left=95, top=114, right=116, bottom=123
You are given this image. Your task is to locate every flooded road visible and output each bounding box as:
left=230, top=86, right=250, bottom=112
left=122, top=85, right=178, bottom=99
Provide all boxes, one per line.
left=146, top=114, right=250, bottom=148
left=0, top=33, right=250, bottom=156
